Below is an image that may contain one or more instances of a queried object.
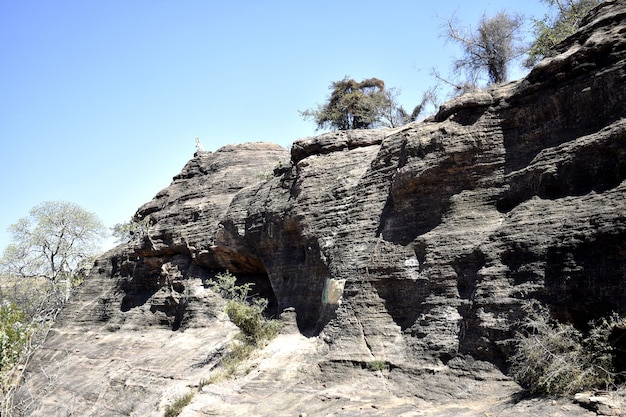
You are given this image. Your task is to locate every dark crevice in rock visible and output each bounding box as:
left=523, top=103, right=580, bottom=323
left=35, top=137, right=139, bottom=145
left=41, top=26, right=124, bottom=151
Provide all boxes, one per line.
left=545, top=231, right=626, bottom=325
left=149, top=296, right=188, bottom=331
left=239, top=272, right=279, bottom=319
left=378, top=149, right=482, bottom=245
left=454, top=249, right=485, bottom=302
left=501, top=242, right=545, bottom=287
left=496, top=122, right=626, bottom=213
left=373, top=278, right=428, bottom=331
left=455, top=251, right=484, bottom=358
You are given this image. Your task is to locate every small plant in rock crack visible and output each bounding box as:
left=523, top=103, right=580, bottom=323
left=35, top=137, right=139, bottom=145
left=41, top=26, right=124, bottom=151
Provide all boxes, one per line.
left=163, top=391, right=194, bottom=417
left=366, top=360, right=389, bottom=372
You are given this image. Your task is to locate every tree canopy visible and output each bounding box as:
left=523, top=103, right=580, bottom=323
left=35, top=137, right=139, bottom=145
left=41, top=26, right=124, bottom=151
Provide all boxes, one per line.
left=300, top=77, right=387, bottom=130
left=303, top=3, right=602, bottom=130
left=445, top=11, right=525, bottom=88
left=0, top=201, right=106, bottom=282
left=526, top=0, right=603, bottom=66
left=300, top=77, right=428, bottom=131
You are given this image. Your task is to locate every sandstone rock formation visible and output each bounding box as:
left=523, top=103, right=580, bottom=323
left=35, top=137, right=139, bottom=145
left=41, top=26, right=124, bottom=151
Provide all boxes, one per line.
left=12, top=1, right=626, bottom=416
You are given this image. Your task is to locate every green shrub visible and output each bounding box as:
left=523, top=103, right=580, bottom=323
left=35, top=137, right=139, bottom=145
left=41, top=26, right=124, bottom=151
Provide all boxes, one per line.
left=206, top=271, right=280, bottom=346
left=366, top=360, right=388, bottom=372
left=509, top=302, right=625, bottom=396
left=204, top=271, right=281, bottom=385
left=163, top=391, right=194, bottom=417
left=206, top=341, right=256, bottom=384
left=0, top=303, right=29, bottom=386
left=1, top=275, right=77, bottom=403
left=111, top=216, right=152, bottom=243
left=225, top=299, right=280, bottom=346
left=205, top=271, right=251, bottom=302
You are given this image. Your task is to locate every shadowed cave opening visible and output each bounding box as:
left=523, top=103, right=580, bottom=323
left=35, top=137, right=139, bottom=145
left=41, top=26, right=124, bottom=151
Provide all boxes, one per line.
left=113, top=252, right=280, bottom=331
left=232, top=271, right=279, bottom=318
left=209, top=252, right=279, bottom=319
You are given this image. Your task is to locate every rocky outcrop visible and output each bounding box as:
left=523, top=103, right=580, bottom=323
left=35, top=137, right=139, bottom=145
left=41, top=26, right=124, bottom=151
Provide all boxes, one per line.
left=13, top=1, right=626, bottom=416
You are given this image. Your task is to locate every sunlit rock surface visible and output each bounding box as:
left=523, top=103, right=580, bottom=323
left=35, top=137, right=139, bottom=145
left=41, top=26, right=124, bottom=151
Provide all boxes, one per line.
left=14, top=2, right=626, bottom=415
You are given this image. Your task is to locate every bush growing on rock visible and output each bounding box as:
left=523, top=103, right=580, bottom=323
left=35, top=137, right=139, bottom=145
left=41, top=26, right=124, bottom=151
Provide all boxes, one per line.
left=366, top=360, right=388, bottom=372
left=205, top=270, right=252, bottom=301
left=1, top=275, right=76, bottom=399
left=202, top=272, right=281, bottom=386
left=208, top=271, right=280, bottom=346
left=526, top=0, right=603, bottom=67
left=0, top=303, right=29, bottom=384
left=509, top=302, right=626, bottom=396
left=111, top=215, right=153, bottom=243
left=225, top=298, right=281, bottom=346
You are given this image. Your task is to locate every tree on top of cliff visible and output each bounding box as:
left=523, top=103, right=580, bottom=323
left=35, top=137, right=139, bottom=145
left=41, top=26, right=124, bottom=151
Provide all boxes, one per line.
left=525, top=0, right=603, bottom=67
left=0, top=201, right=106, bottom=283
left=444, top=11, right=525, bottom=88
left=300, top=77, right=425, bottom=130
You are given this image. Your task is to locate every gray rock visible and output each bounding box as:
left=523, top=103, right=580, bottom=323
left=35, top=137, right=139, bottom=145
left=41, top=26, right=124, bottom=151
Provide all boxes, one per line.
left=12, top=1, right=626, bottom=416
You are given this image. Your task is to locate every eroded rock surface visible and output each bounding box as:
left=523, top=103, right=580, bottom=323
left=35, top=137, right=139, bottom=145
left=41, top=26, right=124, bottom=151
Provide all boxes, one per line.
left=13, top=2, right=626, bottom=416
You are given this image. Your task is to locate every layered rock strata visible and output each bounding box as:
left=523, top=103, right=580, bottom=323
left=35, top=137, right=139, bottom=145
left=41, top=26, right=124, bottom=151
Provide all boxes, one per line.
left=14, top=2, right=626, bottom=415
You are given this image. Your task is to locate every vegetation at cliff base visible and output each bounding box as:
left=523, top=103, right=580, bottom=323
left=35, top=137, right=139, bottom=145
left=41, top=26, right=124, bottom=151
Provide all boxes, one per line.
left=510, top=302, right=626, bottom=396
left=207, top=271, right=281, bottom=347
left=0, top=303, right=29, bottom=377
left=205, top=271, right=281, bottom=383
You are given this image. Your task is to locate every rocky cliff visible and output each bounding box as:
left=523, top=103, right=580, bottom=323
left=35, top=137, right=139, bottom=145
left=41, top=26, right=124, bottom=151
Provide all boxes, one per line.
left=13, top=1, right=626, bottom=416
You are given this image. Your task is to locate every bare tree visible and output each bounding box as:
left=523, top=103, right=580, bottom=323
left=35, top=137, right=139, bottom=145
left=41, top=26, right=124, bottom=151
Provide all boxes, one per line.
left=383, top=86, right=440, bottom=126
left=444, top=11, right=525, bottom=87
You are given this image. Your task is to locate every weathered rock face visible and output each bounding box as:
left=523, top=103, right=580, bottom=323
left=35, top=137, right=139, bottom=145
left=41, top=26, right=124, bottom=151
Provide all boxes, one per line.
left=13, top=2, right=626, bottom=416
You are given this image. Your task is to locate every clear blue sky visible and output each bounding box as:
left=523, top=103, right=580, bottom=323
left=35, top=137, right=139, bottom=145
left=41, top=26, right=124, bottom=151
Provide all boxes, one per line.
left=0, top=0, right=550, bottom=253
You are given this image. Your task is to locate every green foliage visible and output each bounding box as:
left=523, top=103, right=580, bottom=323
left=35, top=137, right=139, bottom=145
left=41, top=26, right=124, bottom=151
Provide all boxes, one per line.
left=204, top=271, right=281, bottom=385
left=0, top=303, right=29, bottom=390
left=0, top=201, right=106, bottom=282
left=163, top=391, right=195, bottom=417
left=225, top=299, right=281, bottom=346
left=111, top=215, right=152, bottom=243
left=0, top=302, right=32, bottom=400
left=207, top=271, right=280, bottom=347
left=0, top=275, right=64, bottom=321
left=0, top=275, right=74, bottom=399
left=207, top=341, right=255, bottom=384
left=526, top=0, right=602, bottom=67
left=509, top=302, right=625, bottom=395
left=300, top=77, right=412, bottom=130
left=366, top=360, right=388, bottom=372
left=206, top=271, right=252, bottom=302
